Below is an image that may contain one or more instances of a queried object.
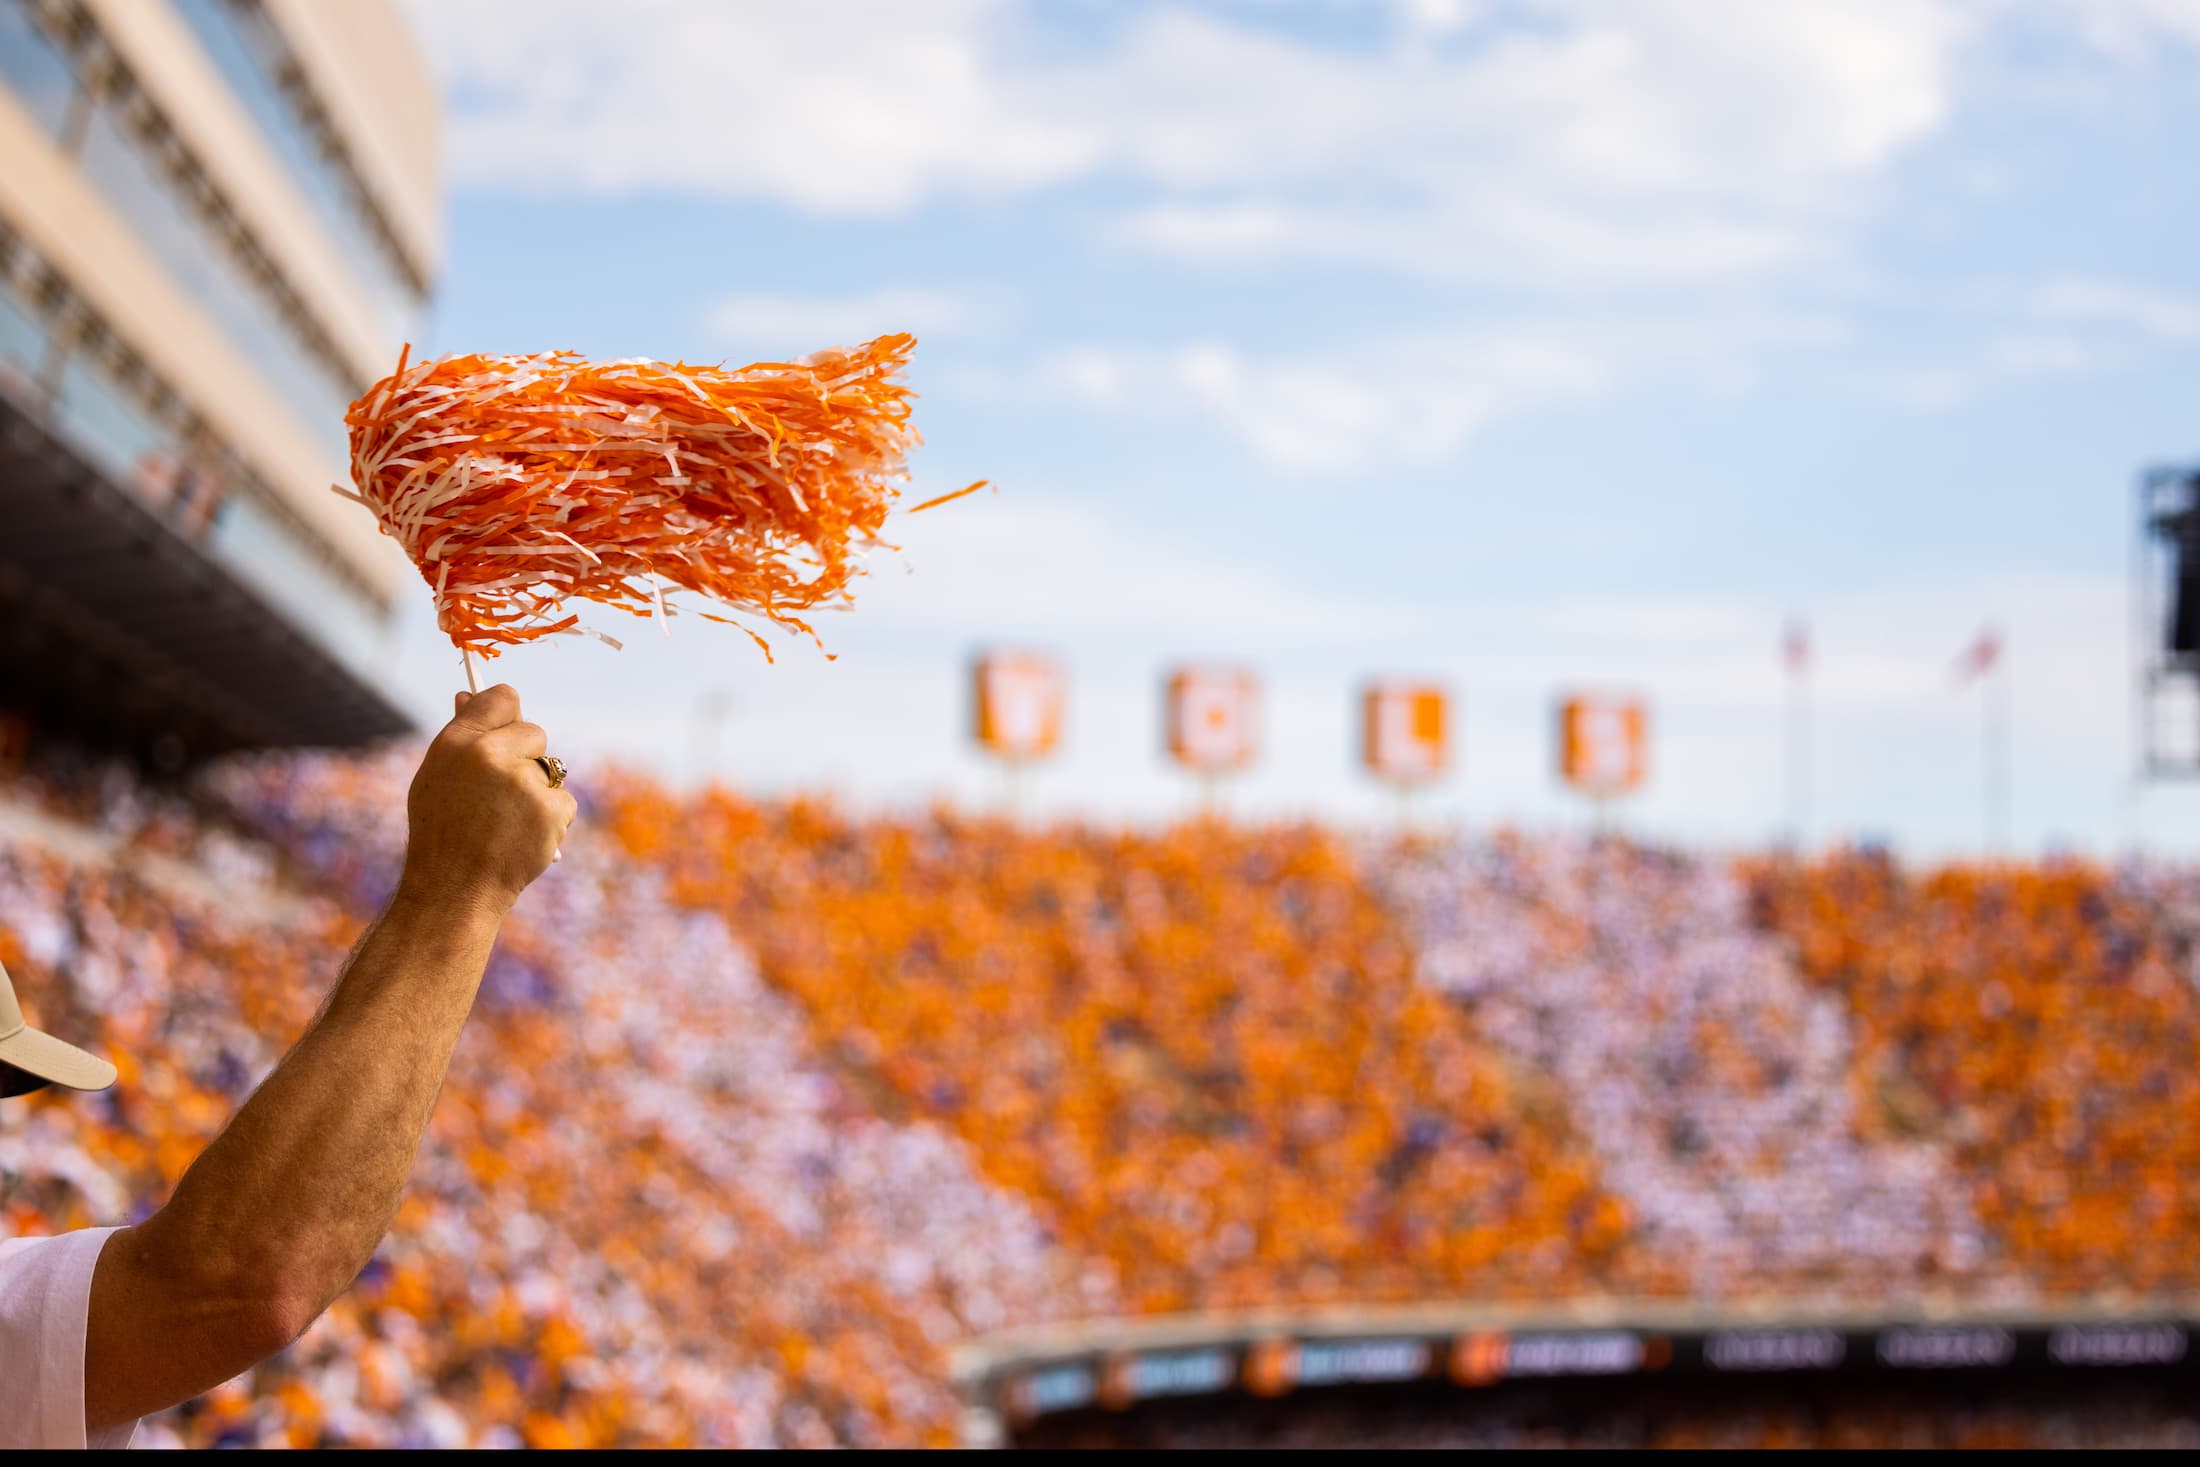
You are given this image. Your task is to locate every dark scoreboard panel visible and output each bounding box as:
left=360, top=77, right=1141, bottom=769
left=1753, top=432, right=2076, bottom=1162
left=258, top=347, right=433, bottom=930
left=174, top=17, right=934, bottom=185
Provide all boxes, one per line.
left=996, top=1320, right=2194, bottom=1425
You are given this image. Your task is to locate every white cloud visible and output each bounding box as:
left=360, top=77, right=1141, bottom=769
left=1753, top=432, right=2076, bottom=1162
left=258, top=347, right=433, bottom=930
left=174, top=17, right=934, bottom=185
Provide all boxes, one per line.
left=998, top=309, right=1840, bottom=471
left=1032, top=335, right=1607, bottom=471
left=2045, top=0, right=2200, bottom=61
left=867, top=491, right=1417, bottom=646
left=2035, top=278, right=2200, bottom=341
left=1892, top=367, right=1971, bottom=409
left=1098, top=0, right=1977, bottom=282
left=707, top=289, right=972, bottom=353
left=407, top=0, right=1096, bottom=212
left=1394, top=0, right=1481, bottom=40
left=1878, top=273, right=2200, bottom=410
left=406, top=0, right=2003, bottom=286
left=1987, top=332, right=2114, bottom=376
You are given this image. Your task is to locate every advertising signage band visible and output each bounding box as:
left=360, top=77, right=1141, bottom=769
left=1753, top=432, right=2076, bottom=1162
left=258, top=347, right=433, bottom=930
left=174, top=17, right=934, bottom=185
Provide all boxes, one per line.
left=995, top=1319, right=2198, bottom=1422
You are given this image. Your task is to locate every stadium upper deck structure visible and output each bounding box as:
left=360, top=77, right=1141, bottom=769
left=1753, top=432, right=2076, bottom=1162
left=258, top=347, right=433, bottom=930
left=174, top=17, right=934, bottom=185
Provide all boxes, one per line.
left=0, top=0, right=433, bottom=756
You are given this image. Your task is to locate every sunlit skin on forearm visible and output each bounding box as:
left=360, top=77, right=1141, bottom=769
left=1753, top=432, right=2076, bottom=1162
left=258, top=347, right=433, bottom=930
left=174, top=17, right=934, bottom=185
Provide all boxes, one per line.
left=78, top=686, right=573, bottom=1434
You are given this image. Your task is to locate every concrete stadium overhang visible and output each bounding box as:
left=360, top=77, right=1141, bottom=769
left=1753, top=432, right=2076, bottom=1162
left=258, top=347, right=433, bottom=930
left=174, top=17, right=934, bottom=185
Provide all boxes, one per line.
left=0, top=390, right=412, bottom=760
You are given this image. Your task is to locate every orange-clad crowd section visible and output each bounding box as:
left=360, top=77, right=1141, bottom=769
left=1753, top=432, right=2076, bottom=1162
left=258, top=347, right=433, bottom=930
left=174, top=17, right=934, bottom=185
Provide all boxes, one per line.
left=1747, top=852, right=2200, bottom=1297
left=602, top=782, right=1627, bottom=1315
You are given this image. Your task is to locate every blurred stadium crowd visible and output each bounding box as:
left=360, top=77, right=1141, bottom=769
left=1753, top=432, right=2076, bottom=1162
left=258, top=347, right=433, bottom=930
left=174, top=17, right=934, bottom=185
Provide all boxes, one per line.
left=3, top=746, right=2199, bottom=1446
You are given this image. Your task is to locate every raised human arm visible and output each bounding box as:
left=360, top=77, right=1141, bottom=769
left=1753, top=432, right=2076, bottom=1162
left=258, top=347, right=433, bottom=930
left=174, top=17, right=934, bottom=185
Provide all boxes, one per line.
left=81, top=685, right=575, bottom=1432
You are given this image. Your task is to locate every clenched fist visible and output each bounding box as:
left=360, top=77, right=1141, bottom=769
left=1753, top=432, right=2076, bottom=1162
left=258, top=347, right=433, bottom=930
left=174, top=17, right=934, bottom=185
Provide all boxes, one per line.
left=396, top=685, right=576, bottom=917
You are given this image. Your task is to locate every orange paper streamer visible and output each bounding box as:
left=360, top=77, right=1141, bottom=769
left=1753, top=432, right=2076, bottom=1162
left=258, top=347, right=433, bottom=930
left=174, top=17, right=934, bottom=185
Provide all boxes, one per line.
left=339, top=333, right=971, bottom=660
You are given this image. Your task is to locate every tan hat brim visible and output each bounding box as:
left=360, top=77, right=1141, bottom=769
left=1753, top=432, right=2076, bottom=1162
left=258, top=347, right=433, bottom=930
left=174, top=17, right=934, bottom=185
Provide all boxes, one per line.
left=0, top=1023, right=118, bottom=1094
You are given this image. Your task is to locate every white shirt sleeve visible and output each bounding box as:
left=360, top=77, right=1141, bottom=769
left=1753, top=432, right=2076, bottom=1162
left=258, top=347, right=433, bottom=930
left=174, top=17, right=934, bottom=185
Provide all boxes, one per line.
left=0, top=1227, right=142, bottom=1449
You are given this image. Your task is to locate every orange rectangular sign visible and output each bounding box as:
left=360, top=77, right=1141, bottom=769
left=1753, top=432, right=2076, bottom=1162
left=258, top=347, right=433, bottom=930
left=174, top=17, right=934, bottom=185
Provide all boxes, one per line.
left=973, top=651, right=1065, bottom=762
left=1167, top=666, right=1260, bottom=774
left=1559, top=693, right=1648, bottom=796
left=1362, top=682, right=1449, bottom=784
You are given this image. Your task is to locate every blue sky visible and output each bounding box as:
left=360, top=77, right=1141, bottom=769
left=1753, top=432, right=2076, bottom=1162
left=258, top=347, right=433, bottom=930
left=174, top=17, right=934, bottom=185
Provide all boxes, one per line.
left=384, top=0, right=2200, bottom=857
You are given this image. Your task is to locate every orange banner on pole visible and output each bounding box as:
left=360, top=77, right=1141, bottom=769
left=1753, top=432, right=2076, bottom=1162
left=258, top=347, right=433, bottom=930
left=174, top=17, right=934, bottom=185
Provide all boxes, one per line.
left=1559, top=693, right=1648, bottom=796
left=1166, top=666, right=1260, bottom=774
left=1362, top=682, right=1450, bottom=785
left=973, top=651, right=1065, bottom=762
